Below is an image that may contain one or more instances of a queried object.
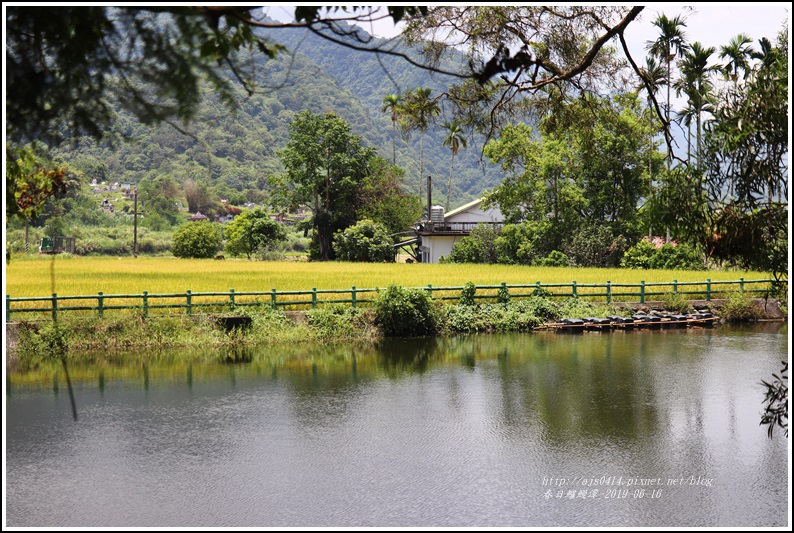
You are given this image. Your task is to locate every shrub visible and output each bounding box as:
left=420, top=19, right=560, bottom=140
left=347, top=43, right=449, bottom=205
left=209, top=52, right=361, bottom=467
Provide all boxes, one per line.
left=374, top=285, right=436, bottom=337
left=445, top=236, right=483, bottom=263
left=720, top=291, right=760, bottom=322
left=564, top=225, right=627, bottom=267
left=534, top=250, right=570, bottom=267
left=172, top=221, right=222, bottom=258
left=307, top=305, right=373, bottom=340
left=224, top=208, right=288, bottom=259
left=494, top=221, right=551, bottom=265
left=333, top=219, right=396, bottom=262
left=648, top=243, right=703, bottom=270
left=556, top=296, right=621, bottom=319
left=496, top=284, right=511, bottom=304
left=621, top=239, right=657, bottom=269
left=662, top=291, right=694, bottom=314
left=447, top=224, right=500, bottom=264
left=439, top=302, right=542, bottom=334
left=519, top=296, right=561, bottom=321
left=531, top=286, right=551, bottom=298
left=460, top=281, right=477, bottom=306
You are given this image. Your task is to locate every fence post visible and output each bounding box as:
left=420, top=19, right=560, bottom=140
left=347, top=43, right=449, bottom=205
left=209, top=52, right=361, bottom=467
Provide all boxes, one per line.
left=427, top=284, right=433, bottom=298
left=142, top=291, right=148, bottom=318
left=606, top=281, right=612, bottom=304
left=186, top=290, right=192, bottom=315
left=312, top=288, right=317, bottom=309
left=6, top=295, right=11, bottom=322
left=739, top=277, right=744, bottom=292
left=706, top=279, right=711, bottom=301
left=351, top=286, right=357, bottom=309
left=271, top=288, right=277, bottom=309
left=98, top=291, right=104, bottom=318
left=52, top=293, right=58, bottom=322
left=572, top=280, right=577, bottom=298
left=640, top=281, right=645, bottom=304
left=673, top=280, right=678, bottom=293
left=230, top=288, right=235, bottom=306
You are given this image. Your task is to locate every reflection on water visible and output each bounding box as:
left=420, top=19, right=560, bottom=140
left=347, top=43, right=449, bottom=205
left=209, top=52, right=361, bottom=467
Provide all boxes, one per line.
left=5, top=323, right=788, bottom=527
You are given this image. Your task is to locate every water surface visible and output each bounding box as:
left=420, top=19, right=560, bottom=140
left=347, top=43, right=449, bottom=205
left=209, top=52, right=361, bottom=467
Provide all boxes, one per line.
left=5, top=323, right=788, bottom=527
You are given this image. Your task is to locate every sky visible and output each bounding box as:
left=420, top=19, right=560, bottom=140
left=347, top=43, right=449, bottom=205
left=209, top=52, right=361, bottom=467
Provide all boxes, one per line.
left=262, top=4, right=790, bottom=57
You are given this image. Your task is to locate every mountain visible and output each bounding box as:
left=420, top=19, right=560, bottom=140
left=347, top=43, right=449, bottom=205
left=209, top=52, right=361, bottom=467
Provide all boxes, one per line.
left=50, top=19, right=505, bottom=210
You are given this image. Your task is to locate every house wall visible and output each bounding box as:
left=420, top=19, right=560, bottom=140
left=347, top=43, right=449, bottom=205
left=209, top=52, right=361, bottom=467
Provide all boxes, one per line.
left=421, top=235, right=465, bottom=263
left=446, top=204, right=503, bottom=223
left=419, top=200, right=505, bottom=263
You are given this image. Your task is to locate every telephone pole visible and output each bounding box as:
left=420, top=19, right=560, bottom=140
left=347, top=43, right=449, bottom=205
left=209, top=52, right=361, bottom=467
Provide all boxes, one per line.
left=133, top=187, right=138, bottom=258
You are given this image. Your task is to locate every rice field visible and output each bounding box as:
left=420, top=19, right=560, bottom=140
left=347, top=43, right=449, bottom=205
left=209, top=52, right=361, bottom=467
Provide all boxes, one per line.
left=5, top=254, right=770, bottom=300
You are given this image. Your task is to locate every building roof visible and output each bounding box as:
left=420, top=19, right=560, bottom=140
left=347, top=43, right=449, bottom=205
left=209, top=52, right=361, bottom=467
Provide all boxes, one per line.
left=444, top=198, right=484, bottom=219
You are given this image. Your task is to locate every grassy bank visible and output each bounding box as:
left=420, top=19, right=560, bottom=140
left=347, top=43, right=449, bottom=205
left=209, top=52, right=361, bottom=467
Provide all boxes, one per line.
left=6, top=255, right=768, bottom=298
left=9, top=295, right=636, bottom=368
left=12, top=287, right=779, bottom=371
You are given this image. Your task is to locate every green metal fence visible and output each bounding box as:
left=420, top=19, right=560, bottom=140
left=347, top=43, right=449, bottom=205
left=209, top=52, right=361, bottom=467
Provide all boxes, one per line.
left=5, top=278, right=785, bottom=322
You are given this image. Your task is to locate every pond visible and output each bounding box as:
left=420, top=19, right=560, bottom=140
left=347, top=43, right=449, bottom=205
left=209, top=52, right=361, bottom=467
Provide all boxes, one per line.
left=5, top=323, right=788, bottom=527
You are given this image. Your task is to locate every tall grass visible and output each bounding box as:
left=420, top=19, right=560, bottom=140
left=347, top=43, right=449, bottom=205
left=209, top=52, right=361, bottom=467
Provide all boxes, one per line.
left=5, top=255, right=770, bottom=299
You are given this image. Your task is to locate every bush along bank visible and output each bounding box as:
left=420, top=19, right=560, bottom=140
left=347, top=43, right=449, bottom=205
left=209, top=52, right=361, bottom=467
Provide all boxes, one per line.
left=9, top=284, right=786, bottom=368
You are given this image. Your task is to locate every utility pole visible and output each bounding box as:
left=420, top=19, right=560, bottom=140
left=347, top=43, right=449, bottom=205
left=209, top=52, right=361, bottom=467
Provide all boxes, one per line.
left=133, top=187, right=138, bottom=258
left=426, top=175, right=432, bottom=222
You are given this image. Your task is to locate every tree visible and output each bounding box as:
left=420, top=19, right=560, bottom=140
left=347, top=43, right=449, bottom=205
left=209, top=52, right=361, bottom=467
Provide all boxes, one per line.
left=676, top=42, right=719, bottom=169
left=761, top=361, right=788, bottom=438
left=381, top=94, right=402, bottom=165
left=707, top=31, right=787, bottom=275
left=224, top=208, right=287, bottom=259
left=638, top=56, right=667, bottom=236
left=445, top=224, right=500, bottom=264
left=12, top=5, right=722, bottom=161
left=646, top=14, right=689, bottom=165
left=172, top=221, right=222, bottom=258
left=5, top=144, right=76, bottom=252
left=720, top=33, right=755, bottom=89
left=333, top=219, right=396, bottom=262
left=5, top=7, right=436, bottom=142
left=485, top=94, right=651, bottom=242
left=279, top=111, right=375, bottom=260
left=183, top=179, right=219, bottom=217
left=5, top=7, right=282, bottom=143
left=399, top=88, right=440, bottom=213
left=357, top=157, right=422, bottom=236
left=137, top=175, right=182, bottom=226
left=441, top=121, right=468, bottom=211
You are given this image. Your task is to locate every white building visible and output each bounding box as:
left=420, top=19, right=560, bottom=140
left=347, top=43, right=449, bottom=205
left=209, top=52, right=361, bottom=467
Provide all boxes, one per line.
left=414, top=198, right=504, bottom=264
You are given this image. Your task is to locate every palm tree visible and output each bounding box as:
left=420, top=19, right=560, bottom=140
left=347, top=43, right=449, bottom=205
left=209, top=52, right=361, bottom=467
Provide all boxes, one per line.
left=677, top=42, right=719, bottom=170
left=719, top=33, right=754, bottom=90
left=441, top=120, right=468, bottom=211
left=646, top=13, right=689, bottom=154
left=639, top=56, right=666, bottom=237
left=672, top=96, right=697, bottom=163
left=400, top=88, right=441, bottom=216
left=646, top=13, right=688, bottom=242
left=381, top=93, right=402, bottom=165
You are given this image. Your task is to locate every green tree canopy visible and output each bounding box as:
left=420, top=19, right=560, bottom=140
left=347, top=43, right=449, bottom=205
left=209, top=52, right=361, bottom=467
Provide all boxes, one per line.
left=333, top=219, right=396, bottom=263
left=172, top=221, right=222, bottom=259
left=357, top=157, right=422, bottom=236
left=224, top=208, right=287, bottom=259
left=6, top=145, right=70, bottom=221
left=279, top=111, right=375, bottom=260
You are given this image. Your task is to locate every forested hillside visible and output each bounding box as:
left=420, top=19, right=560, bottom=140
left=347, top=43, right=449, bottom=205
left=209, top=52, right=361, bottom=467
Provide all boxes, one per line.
left=49, top=21, right=504, bottom=210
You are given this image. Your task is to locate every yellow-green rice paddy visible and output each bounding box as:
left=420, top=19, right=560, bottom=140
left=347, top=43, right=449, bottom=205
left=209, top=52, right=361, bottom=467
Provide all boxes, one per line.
left=5, top=255, right=769, bottom=298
